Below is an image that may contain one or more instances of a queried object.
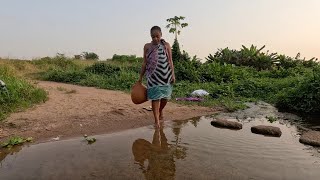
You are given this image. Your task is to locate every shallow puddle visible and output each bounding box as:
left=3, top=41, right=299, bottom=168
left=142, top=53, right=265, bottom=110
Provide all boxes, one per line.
left=0, top=117, right=319, bottom=180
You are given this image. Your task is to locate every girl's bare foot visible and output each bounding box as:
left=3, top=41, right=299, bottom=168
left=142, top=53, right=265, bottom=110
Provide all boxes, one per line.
left=154, top=122, right=161, bottom=129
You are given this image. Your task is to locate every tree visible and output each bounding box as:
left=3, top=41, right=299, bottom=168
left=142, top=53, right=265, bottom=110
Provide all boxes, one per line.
left=82, top=52, right=99, bottom=60
left=166, top=16, right=188, bottom=40
left=172, top=39, right=182, bottom=62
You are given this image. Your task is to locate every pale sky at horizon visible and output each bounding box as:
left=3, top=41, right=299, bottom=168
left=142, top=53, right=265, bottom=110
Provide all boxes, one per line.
left=0, top=0, right=319, bottom=60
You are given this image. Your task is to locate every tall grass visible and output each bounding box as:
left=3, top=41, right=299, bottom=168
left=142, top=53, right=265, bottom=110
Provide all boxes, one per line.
left=0, top=66, right=47, bottom=121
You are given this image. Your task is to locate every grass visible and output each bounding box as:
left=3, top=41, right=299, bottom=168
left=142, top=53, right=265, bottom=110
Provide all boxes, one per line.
left=0, top=65, right=48, bottom=121
left=266, top=116, right=278, bottom=123
left=1, top=136, right=33, bottom=148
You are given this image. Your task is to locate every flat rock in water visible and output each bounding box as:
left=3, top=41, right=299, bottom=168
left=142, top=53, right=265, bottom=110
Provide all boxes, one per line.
left=251, top=125, right=282, bottom=137
left=299, top=131, right=320, bottom=147
left=211, top=119, right=242, bottom=130
left=297, top=125, right=310, bottom=132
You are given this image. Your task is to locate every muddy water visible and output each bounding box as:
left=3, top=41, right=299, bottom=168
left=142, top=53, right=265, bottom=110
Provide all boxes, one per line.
left=0, top=117, right=320, bottom=180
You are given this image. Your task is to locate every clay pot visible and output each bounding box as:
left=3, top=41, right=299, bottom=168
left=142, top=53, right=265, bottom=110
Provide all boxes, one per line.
left=131, top=82, right=147, bottom=104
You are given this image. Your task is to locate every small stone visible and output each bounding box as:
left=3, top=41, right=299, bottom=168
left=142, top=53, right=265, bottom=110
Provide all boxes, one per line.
left=211, top=119, right=242, bottom=130
left=52, top=136, right=60, bottom=141
left=251, top=125, right=282, bottom=137
left=299, top=131, right=320, bottom=147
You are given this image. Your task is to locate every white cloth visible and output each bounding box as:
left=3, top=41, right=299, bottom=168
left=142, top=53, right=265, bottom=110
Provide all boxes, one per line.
left=191, top=89, right=209, bottom=97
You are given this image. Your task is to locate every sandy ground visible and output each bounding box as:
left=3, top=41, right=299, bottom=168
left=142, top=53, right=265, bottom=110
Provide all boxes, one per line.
left=0, top=81, right=219, bottom=142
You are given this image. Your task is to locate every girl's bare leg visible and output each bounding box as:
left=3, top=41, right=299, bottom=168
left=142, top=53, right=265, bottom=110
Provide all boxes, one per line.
left=152, top=100, right=161, bottom=128
left=159, top=99, right=168, bottom=120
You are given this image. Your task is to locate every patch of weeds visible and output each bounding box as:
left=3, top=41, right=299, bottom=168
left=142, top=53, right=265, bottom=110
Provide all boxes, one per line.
left=266, top=116, right=278, bottom=123
left=221, top=98, right=247, bottom=112
left=83, top=134, right=96, bottom=144
left=1, top=136, right=33, bottom=148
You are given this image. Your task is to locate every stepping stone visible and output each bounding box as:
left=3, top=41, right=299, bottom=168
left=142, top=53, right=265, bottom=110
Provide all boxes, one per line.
left=211, top=119, right=242, bottom=130
left=297, top=125, right=310, bottom=132
left=251, top=125, right=282, bottom=137
left=299, top=131, right=320, bottom=147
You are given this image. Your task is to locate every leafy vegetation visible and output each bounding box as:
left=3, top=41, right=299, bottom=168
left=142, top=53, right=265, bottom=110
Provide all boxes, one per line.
left=83, top=134, right=96, bottom=144
left=1, top=136, right=33, bottom=148
left=166, top=16, right=188, bottom=40
left=0, top=66, right=47, bottom=121
left=266, top=116, right=278, bottom=123
left=0, top=44, right=319, bottom=120
left=206, top=45, right=318, bottom=71
left=82, top=52, right=99, bottom=60
left=275, top=66, right=320, bottom=114
left=172, top=39, right=182, bottom=63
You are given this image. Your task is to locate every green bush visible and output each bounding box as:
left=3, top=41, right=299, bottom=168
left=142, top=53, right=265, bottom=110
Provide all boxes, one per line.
left=43, top=68, right=88, bottom=83
left=85, top=62, right=121, bottom=76
left=0, top=66, right=47, bottom=120
left=275, top=67, right=320, bottom=113
left=199, top=62, right=253, bottom=83
left=111, top=54, right=142, bottom=63
left=206, top=45, right=318, bottom=70
left=175, top=61, right=201, bottom=82
left=233, top=78, right=297, bottom=101
left=82, top=52, right=99, bottom=60
left=32, top=56, right=78, bottom=69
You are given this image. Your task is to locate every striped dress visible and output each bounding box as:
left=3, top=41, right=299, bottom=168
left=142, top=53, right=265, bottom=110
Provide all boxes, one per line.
left=146, top=42, right=173, bottom=100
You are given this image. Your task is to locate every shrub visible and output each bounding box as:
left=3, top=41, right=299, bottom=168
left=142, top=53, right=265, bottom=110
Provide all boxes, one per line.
left=85, top=63, right=121, bottom=76
left=275, top=67, right=320, bottom=113
left=0, top=66, right=47, bottom=120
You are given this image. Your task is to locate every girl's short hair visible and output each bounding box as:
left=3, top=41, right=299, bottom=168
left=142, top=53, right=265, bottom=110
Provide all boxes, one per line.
left=150, top=26, right=162, bottom=33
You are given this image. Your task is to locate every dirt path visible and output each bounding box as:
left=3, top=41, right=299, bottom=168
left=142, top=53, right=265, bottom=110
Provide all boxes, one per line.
left=0, top=81, right=218, bottom=142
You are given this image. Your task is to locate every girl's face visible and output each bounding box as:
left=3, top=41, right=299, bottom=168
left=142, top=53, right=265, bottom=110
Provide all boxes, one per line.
left=151, top=30, right=162, bottom=44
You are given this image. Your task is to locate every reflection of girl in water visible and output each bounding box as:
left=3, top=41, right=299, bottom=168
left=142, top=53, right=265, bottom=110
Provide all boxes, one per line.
left=132, top=128, right=175, bottom=180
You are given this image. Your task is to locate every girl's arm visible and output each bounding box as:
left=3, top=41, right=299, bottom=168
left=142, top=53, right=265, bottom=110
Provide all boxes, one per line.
left=138, top=44, right=148, bottom=83
left=166, top=43, right=175, bottom=83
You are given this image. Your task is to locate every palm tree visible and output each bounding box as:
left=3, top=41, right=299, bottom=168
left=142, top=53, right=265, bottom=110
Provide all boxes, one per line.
left=166, top=16, right=188, bottom=40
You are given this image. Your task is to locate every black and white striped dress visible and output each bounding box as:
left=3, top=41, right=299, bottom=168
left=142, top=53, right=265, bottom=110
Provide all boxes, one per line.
left=147, top=44, right=172, bottom=88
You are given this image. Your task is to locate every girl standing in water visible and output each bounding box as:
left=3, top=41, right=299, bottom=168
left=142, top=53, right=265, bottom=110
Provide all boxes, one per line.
left=138, top=26, right=175, bottom=128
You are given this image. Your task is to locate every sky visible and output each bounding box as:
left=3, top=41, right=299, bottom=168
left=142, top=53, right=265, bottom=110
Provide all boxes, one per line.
left=0, top=0, right=319, bottom=60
